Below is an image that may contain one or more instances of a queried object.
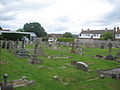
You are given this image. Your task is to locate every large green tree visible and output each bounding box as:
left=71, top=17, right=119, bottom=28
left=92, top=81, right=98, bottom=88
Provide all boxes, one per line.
left=23, top=22, right=47, bottom=37
left=63, top=32, right=73, bottom=38
left=0, top=26, right=2, bottom=30
left=100, top=32, right=114, bottom=40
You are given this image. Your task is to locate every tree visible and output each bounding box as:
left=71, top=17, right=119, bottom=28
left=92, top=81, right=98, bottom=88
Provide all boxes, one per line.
left=63, top=32, right=73, bottom=38
left=100, top=32, right=114, bottom=40
left=23, top=22, right=47, bottom=37
left=0, top=26, right=2, bottom=30
left=17, top=28, right=24, bottom=32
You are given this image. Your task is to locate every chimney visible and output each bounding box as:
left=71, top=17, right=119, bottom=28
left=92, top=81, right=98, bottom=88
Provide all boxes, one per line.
left=105, top=28, right=107, bottom=31
left=117, top=27, right=119, bottom=31
left=87, top=28, right=89, bottom=31
left=114, top=27, right=116, bottom=31
left=81, top=29, right=83, bottom=32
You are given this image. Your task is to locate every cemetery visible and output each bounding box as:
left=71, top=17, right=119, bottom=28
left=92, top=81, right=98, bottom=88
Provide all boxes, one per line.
left=0, top=37, right=120, bottom=90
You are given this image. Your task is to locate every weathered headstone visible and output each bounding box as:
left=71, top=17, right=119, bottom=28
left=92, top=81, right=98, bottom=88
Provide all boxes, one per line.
left=105, top=42, right=115, bottom=60
left=97, top=68, right=120, bottom=80
left=29, top=38, right=43, bottom=64
left=17, top=36, right=29, bottom=58
left=70, top=40, right=75, bottom=53
left=100, top=42, right=104, bottom=49
left=76, top=62, right=89, bottom=72
left=116, top=44, right=120, bottom=57
left=108, top=42, right=113, bottom=54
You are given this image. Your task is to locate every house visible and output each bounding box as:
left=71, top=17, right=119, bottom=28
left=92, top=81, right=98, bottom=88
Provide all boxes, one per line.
left=48, top=34, right=63, bottom=38
left=79, top=27, right=120, bottom=40
left=115, top=27, right=120, bottom=40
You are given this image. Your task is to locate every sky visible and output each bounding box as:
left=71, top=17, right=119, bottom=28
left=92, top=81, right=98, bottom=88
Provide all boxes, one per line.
left=0, top=0, right=120, bottom=34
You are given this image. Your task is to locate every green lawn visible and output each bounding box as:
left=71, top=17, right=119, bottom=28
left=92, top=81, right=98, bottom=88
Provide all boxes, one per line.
left=0, top=43, right=120, bottom=90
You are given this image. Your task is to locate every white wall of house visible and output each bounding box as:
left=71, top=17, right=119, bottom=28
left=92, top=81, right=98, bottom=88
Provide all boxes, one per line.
left=79, top=34, right=101, bottom=39
left=115, top=34, right=120, bottom=39
left=79, top=33, right=120, bottom=39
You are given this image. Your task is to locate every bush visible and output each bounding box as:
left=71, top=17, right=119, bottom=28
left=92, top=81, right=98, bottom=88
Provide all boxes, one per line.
left=57, top=38, right=74, bottom=42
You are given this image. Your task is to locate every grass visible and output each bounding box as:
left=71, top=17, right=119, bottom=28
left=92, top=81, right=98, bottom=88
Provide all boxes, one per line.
left=0, top=42, right=120, bottom=90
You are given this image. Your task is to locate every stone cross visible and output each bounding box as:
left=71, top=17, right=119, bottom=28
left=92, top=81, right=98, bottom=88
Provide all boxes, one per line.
left=3, top=74, right=8, bottom=86
left=1, top=74, right=14, bottom=90
left=21, top=36, right=25, bottom=49
left=108, top=42, right=113, bottom=54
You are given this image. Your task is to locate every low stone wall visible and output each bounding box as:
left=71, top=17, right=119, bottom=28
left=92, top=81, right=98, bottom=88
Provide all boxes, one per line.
left=75, top=39, right=120, bottom=48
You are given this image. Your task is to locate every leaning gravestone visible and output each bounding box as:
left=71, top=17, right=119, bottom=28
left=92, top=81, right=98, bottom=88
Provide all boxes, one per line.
left=17, top=36, right=29, bottom=58
left=1, top=74, right=14, bottom=90
left=105, top=42, right=115, bottom=60
left=76, top=62, right=89, bottom=72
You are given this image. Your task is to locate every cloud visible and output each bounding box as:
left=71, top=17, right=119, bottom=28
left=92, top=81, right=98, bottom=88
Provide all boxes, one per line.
left=0, top=0, right=120, bottom=34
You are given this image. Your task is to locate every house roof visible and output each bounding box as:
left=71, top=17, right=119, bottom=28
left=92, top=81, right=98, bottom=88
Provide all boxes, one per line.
left=80, top=29, right=114, bottom=34
left=0, top=31, right=37, bottom=37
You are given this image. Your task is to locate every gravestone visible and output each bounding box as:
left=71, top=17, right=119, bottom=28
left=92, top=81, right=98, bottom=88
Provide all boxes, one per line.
left=108, top=42, right=113, bottom=54
left=116, top=44, right=120, bottom=57
left=1, top=74, right=14, bottom=90
left=97, top=68, right=120, bottom=80
left=105, top=42, right=115, bottom=60
left=70, top=41, right=75, bottom=53
left=76, top=62, right=89, bottom=72
left=100, top=42, right=104, bottom=49
left=17, top=36, right=29, bottom=58
left=13, top=41, right=18, bottom=55
left=29, top=38, right=43, bottom=64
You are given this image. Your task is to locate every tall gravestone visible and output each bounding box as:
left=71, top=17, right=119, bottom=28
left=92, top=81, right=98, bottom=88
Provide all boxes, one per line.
left=17, top=36, right=29, bottom=58
left=70, top=40, right=75, bottom=53
left=116, top=44, right=120, bottom=57
left=28, top=38, right=43, bottom=64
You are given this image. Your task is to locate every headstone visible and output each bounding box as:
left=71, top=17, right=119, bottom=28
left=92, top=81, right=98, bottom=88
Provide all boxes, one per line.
left=76, top=62, right=89, bottom=72
left=70, top=40, right=75, bottom=53
left=97, top=68, right=120, bottom=80
left=13, top=41, right=18, bottom=55
left=1, top=74, right=14, bottom=90
left=108, top=42, right=113, bottom=55
left=28, top=38, right=43, bottom=64
left=105, top=55, right=115, bottom=60
left=17, top=36, right=29, bottom=58
left=105, top=42, right=115, bottom=60
left=116, top=44, right=120, bottom=57
left=100, top=42, right=104, bottom=49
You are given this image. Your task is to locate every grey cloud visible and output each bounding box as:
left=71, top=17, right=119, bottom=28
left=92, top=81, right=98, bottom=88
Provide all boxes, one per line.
left=56, top=16, right=70, bottom=23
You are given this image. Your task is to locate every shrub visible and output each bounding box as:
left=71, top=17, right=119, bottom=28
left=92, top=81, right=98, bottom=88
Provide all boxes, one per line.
left=57, top=38, right=74, bottom=42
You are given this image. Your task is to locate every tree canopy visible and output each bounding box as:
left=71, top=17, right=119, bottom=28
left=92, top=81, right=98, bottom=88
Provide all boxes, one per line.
left=100, top=32, right=114, bottom=40
left=23, top=22, right=47, bottom=37
left=63, top=32, right=73, bottom=38
left=17, top=28, right=24, bottom=32
left=0, top=26, right=2, bottom=30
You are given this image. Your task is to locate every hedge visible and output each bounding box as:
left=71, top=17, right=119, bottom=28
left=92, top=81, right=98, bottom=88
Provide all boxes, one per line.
left=57, top=38, right=74, bottom=42
left=1, top=33, right=30, bottom=41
